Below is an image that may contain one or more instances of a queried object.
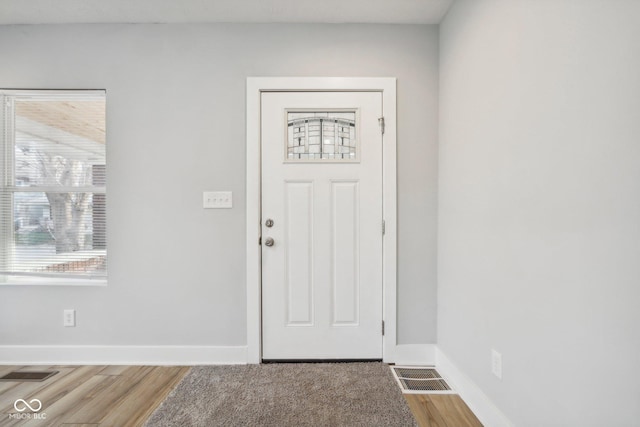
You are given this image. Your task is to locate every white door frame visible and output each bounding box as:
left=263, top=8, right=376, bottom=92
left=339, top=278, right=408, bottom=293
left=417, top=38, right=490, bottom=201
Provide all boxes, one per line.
left=246, top=77, right=397, bottom=363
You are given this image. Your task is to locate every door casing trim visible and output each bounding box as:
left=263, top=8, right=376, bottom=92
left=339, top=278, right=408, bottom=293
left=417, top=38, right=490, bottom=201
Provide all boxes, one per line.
left=246, top=77, right=397, bottom=363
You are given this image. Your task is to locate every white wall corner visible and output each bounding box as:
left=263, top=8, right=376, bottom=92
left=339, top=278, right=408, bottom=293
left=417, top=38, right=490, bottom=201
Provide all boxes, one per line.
left=436, top=347, right=514, bottom=427
left=0, top=345, right=248, bottom=366
left=393, top=344, right=436, bottom=365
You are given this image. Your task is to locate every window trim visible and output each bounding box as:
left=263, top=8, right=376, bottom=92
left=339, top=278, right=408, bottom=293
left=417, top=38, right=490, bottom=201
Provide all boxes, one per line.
left=0, top=89, right=107, bottom=287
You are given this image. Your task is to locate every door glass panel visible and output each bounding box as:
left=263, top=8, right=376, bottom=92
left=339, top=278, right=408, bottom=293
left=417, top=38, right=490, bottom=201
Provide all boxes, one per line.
left=286, top=111, right=357, bottom=161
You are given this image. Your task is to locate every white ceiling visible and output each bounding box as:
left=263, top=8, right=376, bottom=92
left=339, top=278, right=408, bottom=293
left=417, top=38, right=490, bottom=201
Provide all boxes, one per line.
left=0, top=0, right=454, bottom=25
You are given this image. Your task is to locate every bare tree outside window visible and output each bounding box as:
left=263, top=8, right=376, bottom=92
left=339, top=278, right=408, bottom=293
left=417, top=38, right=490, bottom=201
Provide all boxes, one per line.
left=16, top=147, right=94, bottom=253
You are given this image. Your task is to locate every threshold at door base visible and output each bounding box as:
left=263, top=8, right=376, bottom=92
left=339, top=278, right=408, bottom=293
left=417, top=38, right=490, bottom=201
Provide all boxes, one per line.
left=262, top=358, right=383, bottom=364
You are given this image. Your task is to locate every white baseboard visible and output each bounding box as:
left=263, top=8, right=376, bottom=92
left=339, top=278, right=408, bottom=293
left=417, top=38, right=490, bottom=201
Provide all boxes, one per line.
left=435, top=347, right=513, bottom=427
left=0, top=345, right=248, bottom=365
left=392, top=344, right=436, bottom=365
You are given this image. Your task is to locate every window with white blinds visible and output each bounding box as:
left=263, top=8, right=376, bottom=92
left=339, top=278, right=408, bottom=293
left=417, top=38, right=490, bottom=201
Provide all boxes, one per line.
left=0, top=90, right=107, bottom=284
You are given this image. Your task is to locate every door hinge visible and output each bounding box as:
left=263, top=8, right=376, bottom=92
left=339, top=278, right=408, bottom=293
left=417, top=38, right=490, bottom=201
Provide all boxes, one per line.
left=258, top=237, right=262, bottom=245
left=378, top=117, right=385, bottom=135
left=382, top=320, right=385, bottom=336
left=382, top=220, right=386, bottom=235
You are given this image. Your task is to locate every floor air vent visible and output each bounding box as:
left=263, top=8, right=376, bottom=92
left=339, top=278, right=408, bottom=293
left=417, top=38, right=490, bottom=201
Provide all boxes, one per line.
left=391, top=366, right=455, bottom=394
left=0, top=371, right=58, bottom=382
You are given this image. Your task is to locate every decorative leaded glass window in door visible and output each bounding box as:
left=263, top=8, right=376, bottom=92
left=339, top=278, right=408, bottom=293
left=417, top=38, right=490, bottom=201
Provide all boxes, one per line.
left=286, top=111, right=357, bottom=161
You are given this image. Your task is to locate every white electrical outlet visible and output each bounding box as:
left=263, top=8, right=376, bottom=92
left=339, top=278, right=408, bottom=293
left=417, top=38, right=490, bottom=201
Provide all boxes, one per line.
left=491, top=349, right=502, bottom=379
left=203, top=191, right=233, bottom=209
left=63, top=309, right=76, bottom=327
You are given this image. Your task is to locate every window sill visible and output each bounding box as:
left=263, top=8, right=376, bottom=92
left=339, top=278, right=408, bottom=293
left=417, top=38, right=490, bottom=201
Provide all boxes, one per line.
left=0, top=276, right=107, bottom=287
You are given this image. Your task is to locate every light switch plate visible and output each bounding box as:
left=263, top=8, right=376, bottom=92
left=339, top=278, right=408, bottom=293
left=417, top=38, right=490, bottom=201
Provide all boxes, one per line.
left=203, top=191, right=232, bottom=209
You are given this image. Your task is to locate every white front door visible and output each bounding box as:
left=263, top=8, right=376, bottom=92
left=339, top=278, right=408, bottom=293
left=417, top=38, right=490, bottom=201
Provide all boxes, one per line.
left=261, top=91, right=383, bottom=360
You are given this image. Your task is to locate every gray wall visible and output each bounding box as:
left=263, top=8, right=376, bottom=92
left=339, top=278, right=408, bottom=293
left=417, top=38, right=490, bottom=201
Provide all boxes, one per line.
left=0, top=24, right=438, bottom=347
left=439, top=1, right=640, bottom=425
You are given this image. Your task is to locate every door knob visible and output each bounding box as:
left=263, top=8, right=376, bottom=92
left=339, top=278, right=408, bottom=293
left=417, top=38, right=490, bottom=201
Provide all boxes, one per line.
left=265, top=219, right=274, bottom=228
left=264, top=237, right=275, bottom=247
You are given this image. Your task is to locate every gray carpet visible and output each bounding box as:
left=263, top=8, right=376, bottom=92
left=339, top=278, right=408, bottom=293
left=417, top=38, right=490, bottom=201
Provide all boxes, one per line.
left=145, top=362, right=417, bottom=427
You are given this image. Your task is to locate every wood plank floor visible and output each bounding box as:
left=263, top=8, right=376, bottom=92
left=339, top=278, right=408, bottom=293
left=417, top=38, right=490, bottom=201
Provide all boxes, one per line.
left=405, top=394, right=483, bottom=427
left=0, top=365, right=482, bottom=426
left=0, top=365, right=189, bottom=427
